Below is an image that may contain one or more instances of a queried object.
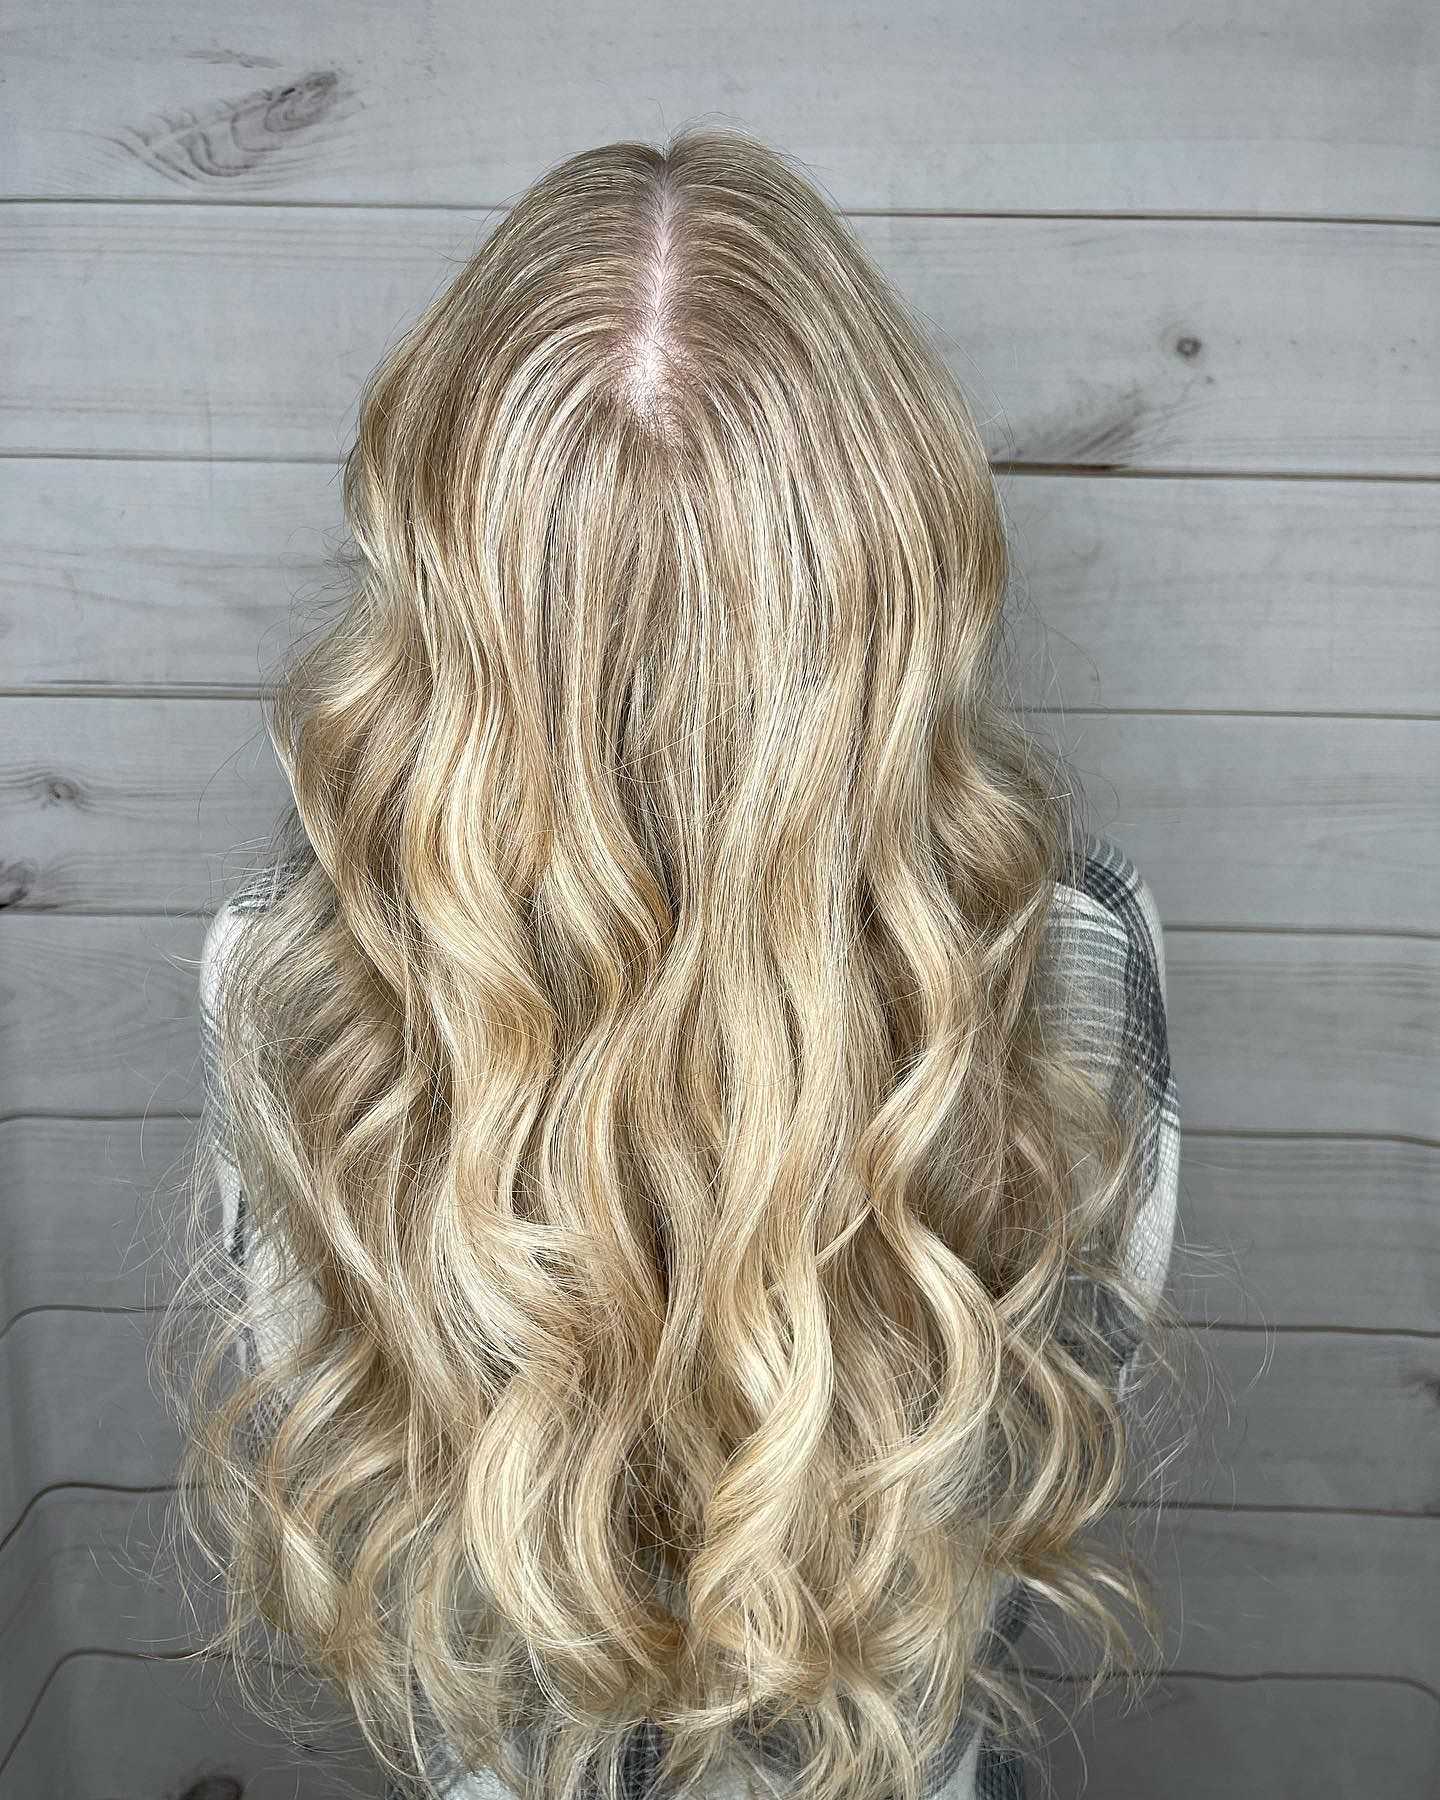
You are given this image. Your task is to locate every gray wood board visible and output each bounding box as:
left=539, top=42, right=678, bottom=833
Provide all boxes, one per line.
left=6, top=1119, right=1435, bottom=1337
left=4, top=701, right=1436, bottom=929
left=5, top=211, right=1437, bottom=473
left=6, top=460, right=1436, bottom=713
left=4, top=0, right=1435, bottom=215
left=0, top=1649, right=385, bottom=1798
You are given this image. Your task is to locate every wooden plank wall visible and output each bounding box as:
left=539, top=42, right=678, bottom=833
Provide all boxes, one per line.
left=2, top=3, right=1436, bottom=1794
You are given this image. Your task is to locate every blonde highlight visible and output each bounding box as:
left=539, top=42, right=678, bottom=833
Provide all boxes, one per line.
left=165, top=127, right=1189, bottom=1800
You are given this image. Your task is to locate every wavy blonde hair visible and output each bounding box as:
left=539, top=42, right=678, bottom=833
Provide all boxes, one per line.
left=167, top=127, right=1185, bottom=1800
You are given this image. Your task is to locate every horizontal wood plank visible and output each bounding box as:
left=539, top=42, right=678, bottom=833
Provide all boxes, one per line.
left=4, top=1491, right=1438, bottom=1785
left=2, top=921, right=1440, bottom=1245
left=1176, top=1135, right=1440, bottom=1336
left=0, top=915, right=207, bottom=1116
left=1, top=696, right=279, bottom=914
left=0, top=1313, right=182, bottom=1537
left=1036, top=1672, right=1440, bottom=1799
left=1022, top=1507, right=1440, bottom=1688
left=4, top=209, right=1438, bottom=473
left=0, top=1649, right=385, bottom=1798
left=2, top=1306, right=1436, bottom=1535
left=1000, top=474, right=1440, bottom=715
left=6, top=701, right=1437, bottom=930
left=3, top=912, right=1436, bottom=1137
left=1026, top=712, right=1440, bottom=932
left=0, top=457, right=337, bottom=693
left=1179, top=1330, right=1440, bottom=1514
left=0, top=1117, right=201, bottom=1333
left=6, top=1119, right=1434, bottom=1337
left=7, top=461, right=1437, bottom=713
left=1165, top=931, right=1439, bottom=1139
left=0, top=1490, right=208, bottom=1758
left=4, top=0, right=1435, bottom=216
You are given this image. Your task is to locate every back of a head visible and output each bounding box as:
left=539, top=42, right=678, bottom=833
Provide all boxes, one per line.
left=175, top=127, right=1172, bottom=1800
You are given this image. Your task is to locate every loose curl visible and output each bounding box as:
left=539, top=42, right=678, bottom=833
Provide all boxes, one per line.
left=164, top=127, right=1188, bottom=1800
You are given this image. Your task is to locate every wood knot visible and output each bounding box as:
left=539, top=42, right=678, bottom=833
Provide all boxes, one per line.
left=178, top=1779, right=244, bottom=1800
left=111, top=67, right=354, bottom=187
left=1175, top=334, right=1203, bottom=360
left=263, top=70, right=344, bottom=134
left=0, top=861, right=36, bottom=908
left=43, top=774, right=83, bottom=806
left=1411, top=1370, right=1440, bottom=1407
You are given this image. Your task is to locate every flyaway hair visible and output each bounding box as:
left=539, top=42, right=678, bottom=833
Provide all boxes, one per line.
left=163, top=127, right=1187, bottom=1800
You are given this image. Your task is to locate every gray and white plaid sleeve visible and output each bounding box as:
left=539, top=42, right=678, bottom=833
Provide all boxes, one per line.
left=198, top=893, right=324, bottom=1378
left=1041, top=832, right=1182, bottom=1398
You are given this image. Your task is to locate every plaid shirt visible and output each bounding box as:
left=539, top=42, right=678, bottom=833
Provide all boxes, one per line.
left=199, top=833, right=1180, bottom=1800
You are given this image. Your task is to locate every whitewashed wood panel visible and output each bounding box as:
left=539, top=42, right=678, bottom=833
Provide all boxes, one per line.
left=0, top=1311, right=1433, bottom=1540
left=0, top=696, right=278, bottom=913
left=8, top=461, right=1436, bottom=714
left=999, top=473, right=1440, bottom=715
left=0, top=1117, right=198, bottom=1331
left=1164, top=931, right=1439, bottom=1138
left=1027, top=712, right=1440, bottom=932
left=6, top=701, right=1436, bottom=929
left=3, top=4, right=1432, bottom=1793
left=0, top=1490, right=208, bottom=1758
left=0, top=1313, right=182, bottom=1537
left=1037, top=1673, right=1440, bottom=1800
left=6, top=1492, right=1436, bottom=1780
left=1179, top=1135, right=1439, bottom=1336
left=4, top=914, right=1435, bottom=1134
left=0, top=1651, right=385, bottom=1798
left=4, top=0, right=1435, bottom=216
left=5, top=209, right=1438, bottom=473
left=0, top=915, right=206, bottom=1115
left=0, top=458, right=337, bottom=694
left=8, top=1118, right=1432, bottom=1337
left=1023, top=1508, right=1440, bottom=1686
left=1186, top=1330, right=1440, bottom=1513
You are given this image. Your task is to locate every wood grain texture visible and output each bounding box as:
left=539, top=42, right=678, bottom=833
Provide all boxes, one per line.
left=1036, top=1673, right=1440, bottom=1800
left=1164, top=931, right=1440, bottom=1138
left=0, top=1651, right=386, bottom=1798
left=1177, top=1134, right=1440, bottom=1336
left=0, top=1490, right=206, bottom=1759
left=999, top=474, right=1440, bottom=715
left=1024, top=712, right=1440, bottom=932
left=4, top=0, right=1436, bottom=215
left=5, top=208, right=1438, bottom=472
left=0, top=1117, right=199, bottom=1332
left=0, top=457, right=339, bottom=692
left=0, top=696, right=280, bottom=913
left=0, top=1313, right=182, bottom=1538
left=1022, top=1507, right=1440, bottom=1688
left=1184, top=1330, right=1440, bottom=1513
left=6, top=700, right=1436, bottom=928
left=0, top=914, right=207, bottom=1115
left=6, top=1120, right=1434, bottom=1341
left=7, top=461, right=1437, bottom=713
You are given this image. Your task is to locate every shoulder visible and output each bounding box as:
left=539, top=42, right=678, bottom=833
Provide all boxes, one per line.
left=1041, top=834, right=1176, bottom=1124
left=199, top=862, right=294, bottom=1028
left=1047, top=832, right=1168, bottom=1005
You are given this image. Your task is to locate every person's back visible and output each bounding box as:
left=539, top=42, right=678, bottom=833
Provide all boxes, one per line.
left=174, top=126, right=1182, bottom=1800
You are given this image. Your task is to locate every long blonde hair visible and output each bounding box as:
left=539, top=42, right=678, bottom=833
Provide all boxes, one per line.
left=168, top=127, right=1183, bottom=1800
